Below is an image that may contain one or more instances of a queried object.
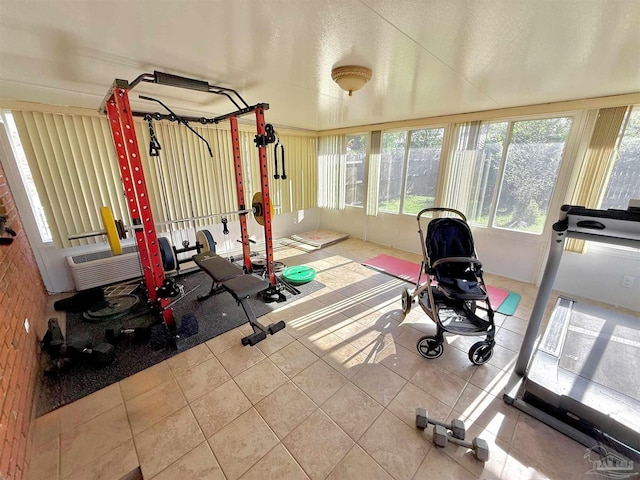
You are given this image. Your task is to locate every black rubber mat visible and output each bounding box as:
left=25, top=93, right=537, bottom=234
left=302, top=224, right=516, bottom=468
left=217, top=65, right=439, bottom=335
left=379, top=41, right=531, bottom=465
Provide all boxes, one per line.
left=36, top=270, right=324, bottom=416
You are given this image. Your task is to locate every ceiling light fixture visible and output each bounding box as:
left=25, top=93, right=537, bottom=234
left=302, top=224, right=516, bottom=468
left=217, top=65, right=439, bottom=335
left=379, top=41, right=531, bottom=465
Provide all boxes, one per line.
left=331, top=65, right=372, bottom=96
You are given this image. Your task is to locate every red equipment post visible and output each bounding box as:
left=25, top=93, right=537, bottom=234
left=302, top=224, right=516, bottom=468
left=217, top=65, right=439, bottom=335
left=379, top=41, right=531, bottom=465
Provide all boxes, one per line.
left=255, top=107, right=276, bottom=286
left=105, top=86, right=174, bottom=326
left=229, top=116, right=252, bottom=271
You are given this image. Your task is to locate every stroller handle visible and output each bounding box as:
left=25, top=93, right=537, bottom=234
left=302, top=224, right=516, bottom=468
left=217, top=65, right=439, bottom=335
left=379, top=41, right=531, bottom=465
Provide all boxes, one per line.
left=416, top=207, right=467, bottom=222
left=432, top=257, right=483, bottom=270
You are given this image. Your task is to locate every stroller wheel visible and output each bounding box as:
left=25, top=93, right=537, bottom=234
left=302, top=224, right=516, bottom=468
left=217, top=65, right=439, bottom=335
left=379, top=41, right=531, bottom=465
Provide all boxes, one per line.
left=401, top=288, right=412, bottom=314
left=417, top=336, right=443, bottom=359
left=468, top=341, right=493, bottom=365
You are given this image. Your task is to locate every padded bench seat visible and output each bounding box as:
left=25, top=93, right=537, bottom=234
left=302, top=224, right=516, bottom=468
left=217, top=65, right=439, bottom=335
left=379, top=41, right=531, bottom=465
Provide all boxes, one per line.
left=222, top=275, right=269, bottom=300
left=193, top=252, right=243, bottom=282
left=192, top=251, right=285, bottom=347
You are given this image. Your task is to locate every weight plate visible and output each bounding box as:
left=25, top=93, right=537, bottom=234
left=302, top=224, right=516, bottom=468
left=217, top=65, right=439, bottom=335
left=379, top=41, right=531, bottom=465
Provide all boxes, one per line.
left=282, top=265, right=316, bottom=285
left=252, top=192, right=274, bottom=226
left=159, top=237, right=177, bottom=271
left=82, top=294, right=140, bottom=322
left=100, top=206, right=122, bottom=255
left=196, top=229, right=216, bottom=253
left=114, top=219, right=127, bottom=240
left=251, top=256, right=267, bottom=268
left=252, top=257, right=285, bottom=273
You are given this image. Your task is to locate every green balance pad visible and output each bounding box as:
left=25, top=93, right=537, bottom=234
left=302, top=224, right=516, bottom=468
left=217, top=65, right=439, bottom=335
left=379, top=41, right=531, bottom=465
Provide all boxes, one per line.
left=282, top=266, right=316, bottom=285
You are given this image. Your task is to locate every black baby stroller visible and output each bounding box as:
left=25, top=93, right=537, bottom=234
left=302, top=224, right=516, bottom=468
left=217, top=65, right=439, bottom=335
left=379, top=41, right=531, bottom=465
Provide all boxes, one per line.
left=401, top=207, right=495, bottom=365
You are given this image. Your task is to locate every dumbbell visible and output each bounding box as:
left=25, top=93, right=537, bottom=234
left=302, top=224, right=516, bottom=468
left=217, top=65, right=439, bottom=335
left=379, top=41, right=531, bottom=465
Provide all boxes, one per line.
left=41, top=318, right=65, bottom=356
left=416, top=407, right=466, bottom=440
left=66, top=339, right=116, bottom=367
left=432, top=425, right=490, bottom=462
left=105, top=326, right=149, bottom=343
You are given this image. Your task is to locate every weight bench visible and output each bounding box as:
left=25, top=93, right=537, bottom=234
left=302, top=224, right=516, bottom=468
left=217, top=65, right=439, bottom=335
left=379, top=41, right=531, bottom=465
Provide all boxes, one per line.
left=193, top=251, right=245, bottom=301
left=193, top=252, right=286, bottom=346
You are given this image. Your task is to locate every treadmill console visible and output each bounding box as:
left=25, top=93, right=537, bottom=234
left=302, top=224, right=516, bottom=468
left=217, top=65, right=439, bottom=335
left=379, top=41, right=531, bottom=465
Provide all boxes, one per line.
left=561, top=205, right=640, bottom=242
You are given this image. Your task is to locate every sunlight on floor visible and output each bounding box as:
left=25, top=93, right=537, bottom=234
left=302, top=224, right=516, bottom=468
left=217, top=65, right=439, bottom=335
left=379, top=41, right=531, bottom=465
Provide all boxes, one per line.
left=28, top=238, right=603, bottom=480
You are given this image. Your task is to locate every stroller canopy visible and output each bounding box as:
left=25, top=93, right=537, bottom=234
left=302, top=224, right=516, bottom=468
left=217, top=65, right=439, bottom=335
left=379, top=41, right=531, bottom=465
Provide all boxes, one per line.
left=426, top=218, right=475, bottom=263
left=426, top=217, right=487, bottom=301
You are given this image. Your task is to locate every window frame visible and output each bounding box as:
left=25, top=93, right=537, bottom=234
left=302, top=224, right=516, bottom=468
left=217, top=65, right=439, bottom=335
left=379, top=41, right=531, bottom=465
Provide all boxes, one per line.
left=447, top=112, right=583, bottom=237
left=378, top=125, right=447, bottom=216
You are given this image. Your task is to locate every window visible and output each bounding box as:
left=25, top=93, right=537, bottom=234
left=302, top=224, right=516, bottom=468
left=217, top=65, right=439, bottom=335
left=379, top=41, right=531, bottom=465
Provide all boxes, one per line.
left=447, top=117, right=572, bottom=233
left=448, top=121, right=507, bottom=227
left=495, top=118, right=572, bottom=232
left=601, top=107, right=640, bottom=210
left=378, top=127, right=444, bottom=214
left=378, top=131, right=406, bottom=213
left=318, top=133, right=368, bottom=209
left=0, top=112, right=52, bottom=242
left=344, top=134, right=367, bottom=207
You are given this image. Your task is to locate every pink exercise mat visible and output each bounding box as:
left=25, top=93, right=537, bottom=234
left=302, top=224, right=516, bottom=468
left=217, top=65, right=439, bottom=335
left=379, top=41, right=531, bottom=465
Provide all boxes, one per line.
left=362, top=254, right=509, bottom=308
left=362, top=254, right=422, bottom=283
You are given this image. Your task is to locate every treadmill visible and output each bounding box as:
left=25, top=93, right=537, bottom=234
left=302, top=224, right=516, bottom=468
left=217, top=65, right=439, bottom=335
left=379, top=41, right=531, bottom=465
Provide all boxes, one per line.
left=504, top=204, right=640, bottom=462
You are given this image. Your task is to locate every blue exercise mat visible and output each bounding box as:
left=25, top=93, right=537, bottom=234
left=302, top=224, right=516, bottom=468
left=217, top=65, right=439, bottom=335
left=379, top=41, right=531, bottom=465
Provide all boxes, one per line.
left=497, top=292, right=521, bottom=316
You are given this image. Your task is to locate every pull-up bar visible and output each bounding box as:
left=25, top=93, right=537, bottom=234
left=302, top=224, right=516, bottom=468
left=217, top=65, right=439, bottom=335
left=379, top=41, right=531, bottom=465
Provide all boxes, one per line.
left=100, top=71, right=250, bottom=112
left=131, top=103, right=271, bottom=125
left=100, top=72, right=270, bottom=124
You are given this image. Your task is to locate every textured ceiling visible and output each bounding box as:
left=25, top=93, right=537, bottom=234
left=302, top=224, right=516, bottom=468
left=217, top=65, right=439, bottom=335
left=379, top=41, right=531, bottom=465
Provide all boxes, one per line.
left=0, top=0, right=639, bottom=130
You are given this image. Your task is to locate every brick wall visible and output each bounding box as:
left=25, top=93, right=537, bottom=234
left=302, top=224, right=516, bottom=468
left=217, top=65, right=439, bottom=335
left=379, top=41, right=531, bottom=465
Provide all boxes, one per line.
left=0, top=160, right=47, bottom=480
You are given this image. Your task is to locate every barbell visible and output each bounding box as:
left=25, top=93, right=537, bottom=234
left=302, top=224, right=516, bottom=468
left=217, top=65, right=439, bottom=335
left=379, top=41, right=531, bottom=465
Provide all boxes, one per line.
left=68, top=192, right=274, bottom=255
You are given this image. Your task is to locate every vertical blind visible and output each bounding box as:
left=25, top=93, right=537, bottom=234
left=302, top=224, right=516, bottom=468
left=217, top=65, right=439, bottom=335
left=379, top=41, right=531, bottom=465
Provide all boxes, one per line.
left=12, top=109, right=317, bottom=248
left=13, top=111, right=128, bottom=247
left=13, top=102, right=635, bottom=252
left=138, top=120, right=240, bottom=230
left=317, top=135, right=343, bottom=209
left=365, top=131, right=381, bottom=216
left=441, top=122, right=481, bottom=214
left=243, top=131, right=317, bottom=214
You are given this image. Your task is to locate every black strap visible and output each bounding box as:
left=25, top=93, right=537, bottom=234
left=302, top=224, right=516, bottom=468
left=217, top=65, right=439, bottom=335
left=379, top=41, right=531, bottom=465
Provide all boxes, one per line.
left=145, top=115, right=162, bottom=157
left=280, top=144, right=287, bottom=180
left=273, top=142, right=280, bottom=179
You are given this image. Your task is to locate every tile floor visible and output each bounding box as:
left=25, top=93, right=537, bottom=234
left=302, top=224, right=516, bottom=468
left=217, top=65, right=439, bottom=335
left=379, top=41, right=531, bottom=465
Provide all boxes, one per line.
left=27, top=239, right=604, bottom=480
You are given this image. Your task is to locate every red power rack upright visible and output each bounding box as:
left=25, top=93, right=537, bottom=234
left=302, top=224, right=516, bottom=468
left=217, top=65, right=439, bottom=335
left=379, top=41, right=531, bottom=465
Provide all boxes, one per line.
left=104, top=82, right=175, bottom=327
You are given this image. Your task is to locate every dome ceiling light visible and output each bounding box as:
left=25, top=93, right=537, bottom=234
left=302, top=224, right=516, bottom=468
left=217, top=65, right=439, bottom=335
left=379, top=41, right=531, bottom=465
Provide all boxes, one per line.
left=331, top=65, right=372, bottom=96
